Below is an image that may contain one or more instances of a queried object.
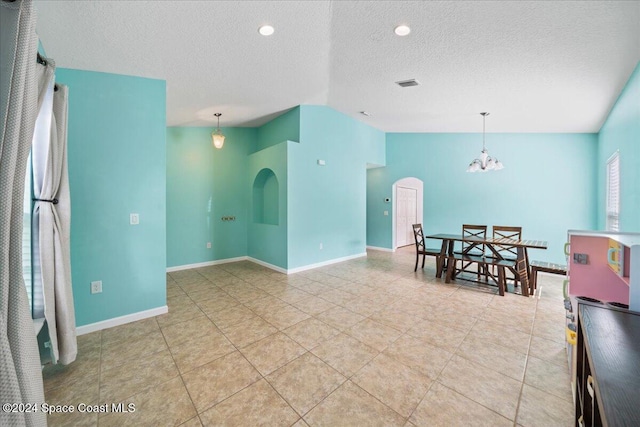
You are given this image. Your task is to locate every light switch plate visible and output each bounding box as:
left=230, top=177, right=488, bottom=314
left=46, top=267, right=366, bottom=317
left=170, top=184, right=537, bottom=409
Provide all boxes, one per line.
left=130, top=213, right=139, bottom=225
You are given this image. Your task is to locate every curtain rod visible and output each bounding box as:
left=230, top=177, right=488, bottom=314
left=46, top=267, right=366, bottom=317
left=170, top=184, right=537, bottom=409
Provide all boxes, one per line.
left=36, top=53, right=59, bottom=91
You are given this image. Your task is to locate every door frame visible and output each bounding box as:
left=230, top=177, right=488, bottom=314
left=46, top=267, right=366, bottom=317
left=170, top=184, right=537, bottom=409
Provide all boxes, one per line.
left=392, top=177, right=424, bottom=250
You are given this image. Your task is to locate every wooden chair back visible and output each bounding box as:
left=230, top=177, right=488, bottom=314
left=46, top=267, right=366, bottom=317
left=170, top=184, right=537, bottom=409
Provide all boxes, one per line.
left=492, top=225, right=522, bottom=259
left=462, top=224, right=487, bottom=255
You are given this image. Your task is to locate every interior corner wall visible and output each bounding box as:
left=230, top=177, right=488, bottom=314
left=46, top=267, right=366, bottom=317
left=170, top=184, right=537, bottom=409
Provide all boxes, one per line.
left=56, top=68, right=166, bottom=327
left=248, top=142, right=290, bottom=269
left=287, top=105, right=385, bottom=269
left=597, top=61, right=640, bottom=232
left=255, top=107, right=300, bottom=152
left=166, top=127, right=254, bottom=268
left=366, top=132, right=598, bottom=264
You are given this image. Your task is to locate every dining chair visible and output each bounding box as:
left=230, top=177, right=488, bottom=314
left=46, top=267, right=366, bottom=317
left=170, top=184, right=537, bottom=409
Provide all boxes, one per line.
left=458, top=224, right=488, bottom=282
left=412, top=224, right=442, bottom=272
left=492, top=225, right=522, bottom=285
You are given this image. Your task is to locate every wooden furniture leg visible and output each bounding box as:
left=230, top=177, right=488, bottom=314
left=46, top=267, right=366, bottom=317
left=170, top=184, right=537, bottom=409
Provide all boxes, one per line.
left=516, top=247, right=530, bottom=297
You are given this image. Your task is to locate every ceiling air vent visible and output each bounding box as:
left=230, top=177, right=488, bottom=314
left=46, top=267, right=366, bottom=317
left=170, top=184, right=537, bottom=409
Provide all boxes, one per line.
left=395, top=79, right=420, bottom=88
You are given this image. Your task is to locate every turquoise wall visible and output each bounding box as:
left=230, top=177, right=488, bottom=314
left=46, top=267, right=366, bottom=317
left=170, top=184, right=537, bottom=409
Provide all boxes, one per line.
left=597, top=62, right=640, bottom=232
left=367, top=133, right=598, bottom=264
left=255, top=107, right=300, bottom=152
left=166, top=127, right=254, bottom=267
left=56, top=69, right=166, bottom=326
left=288, top=106, right=386, bottom=269
left=248, top=142, right=290, bottom=268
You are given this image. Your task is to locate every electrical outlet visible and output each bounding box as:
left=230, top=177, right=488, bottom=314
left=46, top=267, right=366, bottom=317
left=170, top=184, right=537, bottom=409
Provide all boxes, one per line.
left=384, top=210, right=389, bottom=216
left=319, top=243, right=323, bottom=250
left=90, top=280, right=102, bottom=294
left=207, top=242, right=212, bottom=248
left=130, top=213, right=139, bottom=225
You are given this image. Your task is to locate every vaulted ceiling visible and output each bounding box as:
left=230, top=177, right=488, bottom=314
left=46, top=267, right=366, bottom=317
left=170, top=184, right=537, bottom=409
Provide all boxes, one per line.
left=34, top=1, right=640, bottom=132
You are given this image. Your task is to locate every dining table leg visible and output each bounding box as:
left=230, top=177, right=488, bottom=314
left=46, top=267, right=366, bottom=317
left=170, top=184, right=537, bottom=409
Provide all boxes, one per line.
left=516, top=246, right=530, bottom=297
left=435, top=240, right=447, bottom=278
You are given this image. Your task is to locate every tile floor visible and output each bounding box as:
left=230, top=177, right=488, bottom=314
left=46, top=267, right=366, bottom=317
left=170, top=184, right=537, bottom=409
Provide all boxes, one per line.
left=42, top=247, right=574, bottom=426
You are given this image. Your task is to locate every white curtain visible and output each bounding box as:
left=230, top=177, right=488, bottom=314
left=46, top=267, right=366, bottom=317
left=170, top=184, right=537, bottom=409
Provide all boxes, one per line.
left=33, top=77, right=76, bottom=365
left=0, top=0, right=47, bottom=426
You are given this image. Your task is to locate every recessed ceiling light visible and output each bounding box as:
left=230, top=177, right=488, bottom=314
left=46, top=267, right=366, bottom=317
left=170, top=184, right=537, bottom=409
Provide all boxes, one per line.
left=394, top=25, right=411, bottom=36
left=360, top=111, right=371, bottom=116
left=258, top=25, right=274, bottom=36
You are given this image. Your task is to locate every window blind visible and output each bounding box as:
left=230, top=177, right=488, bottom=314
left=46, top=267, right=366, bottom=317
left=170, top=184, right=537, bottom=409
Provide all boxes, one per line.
left=606, top=152, right=620, bottom=232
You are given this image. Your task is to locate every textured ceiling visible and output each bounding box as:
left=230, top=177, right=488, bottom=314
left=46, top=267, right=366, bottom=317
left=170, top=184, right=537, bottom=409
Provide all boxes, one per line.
left=34, top=1, right=640, bottom=132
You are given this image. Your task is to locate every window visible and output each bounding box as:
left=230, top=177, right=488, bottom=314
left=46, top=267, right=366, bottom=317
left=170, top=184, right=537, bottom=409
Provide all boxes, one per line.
left=606, top=151, right=620, bottom=232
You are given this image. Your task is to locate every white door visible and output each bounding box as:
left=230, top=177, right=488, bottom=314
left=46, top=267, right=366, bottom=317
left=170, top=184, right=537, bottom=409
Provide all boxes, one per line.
left=396, top=187, right=418, bottom=247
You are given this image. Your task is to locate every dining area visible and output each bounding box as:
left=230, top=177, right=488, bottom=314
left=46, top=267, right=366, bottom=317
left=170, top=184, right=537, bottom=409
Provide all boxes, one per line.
left=412, top=224, right=551, bottom=297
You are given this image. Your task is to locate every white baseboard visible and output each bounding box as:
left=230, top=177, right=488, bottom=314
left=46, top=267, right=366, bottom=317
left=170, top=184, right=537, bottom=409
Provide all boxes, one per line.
left=76, top=306, right=168, bottom=335
left=287, top=252, right=367, bottom=274
left=166, top=256, right=249, bottom=272
left=247, top=257, right=288, bottom=274
left=366, top=245, right=395, bottom=253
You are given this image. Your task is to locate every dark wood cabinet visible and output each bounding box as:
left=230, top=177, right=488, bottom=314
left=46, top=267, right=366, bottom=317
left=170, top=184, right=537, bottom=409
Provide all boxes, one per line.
left=575, top=303, right=640, bottom=427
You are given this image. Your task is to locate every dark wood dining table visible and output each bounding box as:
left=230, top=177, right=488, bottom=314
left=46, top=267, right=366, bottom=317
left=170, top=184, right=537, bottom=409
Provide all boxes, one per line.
left=424, top=233, right=548, bottom=297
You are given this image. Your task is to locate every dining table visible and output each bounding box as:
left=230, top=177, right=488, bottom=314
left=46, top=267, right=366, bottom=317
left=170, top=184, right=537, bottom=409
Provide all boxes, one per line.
left=424, top=233, right=548, bottom=297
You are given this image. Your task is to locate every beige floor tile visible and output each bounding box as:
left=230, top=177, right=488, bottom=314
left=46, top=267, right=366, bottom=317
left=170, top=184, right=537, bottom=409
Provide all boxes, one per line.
left=156, top=302, right=203, bottom=327
left=195, top=294, right=240, bottom=314
left=43, top=346, right=101, bottom=391
left=311, top=333, right=378, bottom=377
left=207, top=305, right=256, bottom=330
left=44, top=374, right=99, bottom=406
left=199, top=379, right=298, bottom=427
left=352, top=353, right=431, bottom=417
left=304, top=381, right=405, bottom=427
left=466, top=319, right=531, bottom=354
left=99, top=349, right=179, bottom=405
left=182, top=351, right=261, bottom=413
left=516, top=384, right=573, bottom=427
left=101, top=318, right=159, bottom=345
left=480, top=306, right=535, bottom=334
left=271, top=288, right=313, bottom=304
left=160, top=314, right=219, bottom=348
left=291, top=295, right=336, bottom=315
left=343, top=297, right=384, bottom=316
left=420, top=308, right=478, bottom=333
left=180, top=416, right=203, bottom=426
left=318, top=288, right=358, bottom=306
left=220, top=315, right=278, bottom=348
left=383, top=335, right=452, bottom=380
left=293, top=281, right=335, bottom=296
left=315, top=306, right=365, bottom=331
left=101, top=329, right=168, bottom=371
left=266, top=352, right=345, bottom=416
left=528, top=335, right=569, bottom=367
left=240, top=332, right=307, bottom=375
left=405, top=318, right=467, bottom=352
left=283, top=318, right=340, bottom=350
left=225, top=285, right=270, bottom=303
left=261, top=304, right=311, bottom=330
left=170, top=329, right=236, bottom=374
left=344, top=318, right=402, bottom=351
left=243, top=295, right=290, bottom=316
left=438, top=355, right=521, bottom=420
left=410, top=382, right=512, bottom=427
left=532, top=316, right=566, bottom=344
left=369, top=308, right=421, bottom=332
left=48, top=406, right=98, bottom=427
left=99, top=377, right=196, bottom=427
left=524, top=355, right=572, bottom=402
left=291, top=418, right=309, bottom=427
left=456, top=334, right=527, bottom=381
left=168, top=293, right=195, bottom=308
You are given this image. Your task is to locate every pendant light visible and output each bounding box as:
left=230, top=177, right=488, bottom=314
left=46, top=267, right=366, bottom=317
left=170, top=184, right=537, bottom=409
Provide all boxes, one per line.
left=466, top=112, right=504, bottom=172
left=211, top=113, right=225, bottom=149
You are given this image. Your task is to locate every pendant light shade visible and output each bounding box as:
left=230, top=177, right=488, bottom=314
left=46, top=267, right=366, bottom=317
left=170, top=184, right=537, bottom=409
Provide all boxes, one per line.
left=466, top=112, right=503, bottom=172
left=212, top=113, right=225, bottom=149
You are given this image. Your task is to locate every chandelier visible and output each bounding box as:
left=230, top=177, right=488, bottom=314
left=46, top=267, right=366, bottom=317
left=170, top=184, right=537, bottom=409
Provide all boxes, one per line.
left=466, top=112, right=504, bottom=172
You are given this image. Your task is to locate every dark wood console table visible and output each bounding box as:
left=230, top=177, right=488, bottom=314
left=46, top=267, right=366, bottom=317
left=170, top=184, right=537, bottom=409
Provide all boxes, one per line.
left=575, top=303, right=640, bottom=426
